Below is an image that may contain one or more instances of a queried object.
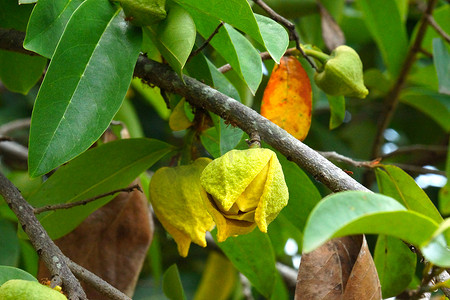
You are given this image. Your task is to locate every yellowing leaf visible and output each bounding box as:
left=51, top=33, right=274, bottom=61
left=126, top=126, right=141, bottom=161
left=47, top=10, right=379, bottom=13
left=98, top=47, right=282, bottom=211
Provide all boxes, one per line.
left=261, top=56, right=312, bottom=141
left=169, top=98, right=193, bottom=131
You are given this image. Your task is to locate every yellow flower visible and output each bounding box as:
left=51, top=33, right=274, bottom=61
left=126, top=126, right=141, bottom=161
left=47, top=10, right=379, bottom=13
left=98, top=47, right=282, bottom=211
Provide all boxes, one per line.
left=200, top=148, right=289, bottom=242
left=149, top=158, right=215, bottom=257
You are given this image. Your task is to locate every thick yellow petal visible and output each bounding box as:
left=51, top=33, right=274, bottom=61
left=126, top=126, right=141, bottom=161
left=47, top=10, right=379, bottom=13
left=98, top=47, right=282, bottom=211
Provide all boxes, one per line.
left=204, top=194, right=256, bottom=242
left=200, top=149, right=272, bottom=211
left=155, top=211, right=192, bottom=257
left=235, top=163, right=269, bottom=212
left=255, top=153, right=289, bottom=232
left=149, top=158, right=215, bottom=256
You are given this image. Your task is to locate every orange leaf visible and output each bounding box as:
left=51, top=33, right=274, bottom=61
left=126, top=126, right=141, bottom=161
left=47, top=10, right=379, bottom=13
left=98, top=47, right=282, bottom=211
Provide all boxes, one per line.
left=261, top=56, right=312, bottom=141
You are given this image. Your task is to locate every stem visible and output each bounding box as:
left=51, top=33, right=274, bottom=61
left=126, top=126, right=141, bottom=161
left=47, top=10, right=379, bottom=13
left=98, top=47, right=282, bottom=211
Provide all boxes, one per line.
left=302, top=49, right=330, bottom=64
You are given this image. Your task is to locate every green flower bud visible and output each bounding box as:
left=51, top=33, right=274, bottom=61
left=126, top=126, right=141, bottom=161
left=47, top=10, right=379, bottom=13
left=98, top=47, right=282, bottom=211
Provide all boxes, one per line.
left=314, top=45, right=369, bottom=99
left=118, top=0, right=167, bottom=26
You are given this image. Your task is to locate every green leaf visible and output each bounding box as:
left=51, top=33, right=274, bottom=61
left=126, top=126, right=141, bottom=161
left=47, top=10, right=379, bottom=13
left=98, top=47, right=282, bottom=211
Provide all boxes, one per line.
left=174, top=0, right=288, bottom=63
left=0, top=0, right=33, bottom=30
left=399, top=87, right=450, bottom=132
left=28, top=138, right=174, bottom=239
left=214, top=228, right=276, bottom=298
left=162, top=264, right=186, bottom=300
left=113, top=97, right=144, bottom=138
left=433, top=38, right=450, bottom=95
left=358, top=0, right=408, bottom=78
left=0, top=50, right=46, bottom=94
left=303, top=191, right=439, bottom=253
left=422, top=218, right=450, bottom=267
left=417, top=5, right=450, bottom=53
left=439, top=143, right=450, bottom=214
left=0, top=219, right=20, bottom=267
left=185, top=8, right=262, bottom=94
left=19, top=0, right=37, bottom=3
left=24, top=0, right=85, bottom=58
left=375, top=165, right=443, bottom=223
left=327, top=95, right=345, bottom=130
left=184, top=50, right=214, bottom=87
left=0, top=266, right=37, bottom=285
left=131, top=78, right=170, bottom=120
left=207, top=60, right=240, bottom=101
left=374, top=235, right=416, bottom=298
left=145, top=3, right=196, bottom=78
left=28, top=0, right=142, bottom=177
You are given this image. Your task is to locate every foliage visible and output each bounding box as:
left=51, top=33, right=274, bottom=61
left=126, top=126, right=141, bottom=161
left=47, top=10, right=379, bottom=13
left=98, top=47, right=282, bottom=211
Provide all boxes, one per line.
left=0, top=0, right=449, bottom=299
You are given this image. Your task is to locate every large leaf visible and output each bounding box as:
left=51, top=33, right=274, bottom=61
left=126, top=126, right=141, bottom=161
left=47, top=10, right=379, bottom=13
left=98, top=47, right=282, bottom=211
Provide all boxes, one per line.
left=24, top=0, right=85, bottom=58
left=214, top=228, right=276, bottom=298
left=0, top=266, right=37, bottom=285
left=399, top=87, right=450, bottom=132
left=433, top=38, right=450, bottom=95
left=185, top=8, right=262, bottom=94
left=28, top=0, right=142, bottom=177
left=375, top=165, right=442, bottom=223
left=374, top=235, right=416, bottom=298
left=145, top=3, right=196, bottom=77
left=174, top=0, right=288, bottom=63
left=303, top=191, right=439, bottom=253
left=0, top=50, right=46, bottom=94
left=358, top=0, right=408, bottom=78
left=28, top=138, right=174, bottom=239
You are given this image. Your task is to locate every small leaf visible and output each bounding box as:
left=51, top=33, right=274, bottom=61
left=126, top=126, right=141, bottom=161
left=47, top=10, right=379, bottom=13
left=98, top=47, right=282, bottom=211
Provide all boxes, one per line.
left=169, top=98, right=193, bottom=131
left=375, top=165, right=443, bottom=223
left=328, top=95, right=345, bottom=129
left=0, top=50, right=46, bottom=94
left=145, top=3, right=196, bottom=78
left=214, top=228, right=276, bottom=298
left=28, top=0, right=142, bottom=177
left=303, top=191, right=439, bottom=253
left=374, top=235, right=416, bottom=298
left=163, top=264, right=187, bottom=300
left=261, top=56, right=312, bottom=141
left=28, top=138, right=174, bottom=239
left=421, top=218, right=450, bottom=267
left=0, top=266, right=37, bottom=285
left=432, top=38, right=450, bottom=95
left=24, top=0, right=85, bottom=58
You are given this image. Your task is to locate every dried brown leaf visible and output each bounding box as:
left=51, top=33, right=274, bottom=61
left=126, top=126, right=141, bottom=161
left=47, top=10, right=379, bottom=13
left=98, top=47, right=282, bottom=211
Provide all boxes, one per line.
left=295, top=235, right=381, bottom=300
left=38, top=179, right=153, bottom=299
left=318, top=1, right=345, bottom=51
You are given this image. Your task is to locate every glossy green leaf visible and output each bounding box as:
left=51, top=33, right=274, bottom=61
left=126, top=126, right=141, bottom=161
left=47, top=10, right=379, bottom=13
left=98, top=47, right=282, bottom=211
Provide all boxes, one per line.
left=375, top=165, right=442, bottom=223
left=433, top=38, right=450, bottom=95
left=214, top=228, right=276, bottom=298
left=28, top=138, right=174, bottom=239
left=0, top=219, right=20, bottom=267
left=327, top=95, right=345, bottom=130
left=28, top=0, right=142, bottom=177
left=0, top=266, right=37, bottom=285
left=421, top=218, right=450, bottom=267
left=303, top=191, right=439, bottom=253
left=0, top=0, right=33, bottom=30
left=0, top=50, right=46, bottom=94
left=400, top=87, right=450, bottom=132
left=374, top=235, right=416, bottom=298
left=207, top=60, right=240, bottom=101
left=162, top=264, right=186, bottom=300
left=24, top=0, right=85, bottom=58
left=185, top=8, right=262, bottom=94
left=358, top=0, right=408, bottom=78
left=145, top=3, right=196, bottom=78
left=174, top=0, right=287, bottom=63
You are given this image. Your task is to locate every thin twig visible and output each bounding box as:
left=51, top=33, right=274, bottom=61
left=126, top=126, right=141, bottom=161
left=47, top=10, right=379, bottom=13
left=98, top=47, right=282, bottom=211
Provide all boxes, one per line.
left=188, top=22, right=224, bottom=61
left=425, top=14, right=450, bottom=43
left=34, top=184, right=143, bottom=214
left=0, top=172, right=87, bottom=300
left=371, top=0, right=438, bottom=158
left=0, top=28, right=37, bottom=56
left=381, top=144, right=448, bottom=159
left=0, top=118, right=31, bottom=135
left=67, top=258, right=131, bottom=300
left=252, top=0, right=317, bottom=70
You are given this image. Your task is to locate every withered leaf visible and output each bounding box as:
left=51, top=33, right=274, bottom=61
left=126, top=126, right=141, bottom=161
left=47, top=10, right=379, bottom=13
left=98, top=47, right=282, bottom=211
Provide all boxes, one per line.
left=38, top=179, right=153, bottom=299
left=295, top=235, right=381, bottom=300
left=318, top=1, right=346, bottom=51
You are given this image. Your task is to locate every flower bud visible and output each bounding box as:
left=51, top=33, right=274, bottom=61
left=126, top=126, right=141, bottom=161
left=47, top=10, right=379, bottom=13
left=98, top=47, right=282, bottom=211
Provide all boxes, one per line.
left=149, top=158, right=214, bottom=257
left=200, top=149, right=289, bottom=242
left=314, top=45, right=368, bottom=98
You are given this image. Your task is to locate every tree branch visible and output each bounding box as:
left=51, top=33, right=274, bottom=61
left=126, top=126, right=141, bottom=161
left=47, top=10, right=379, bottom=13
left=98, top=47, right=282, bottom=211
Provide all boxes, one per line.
left=34, top=184, right=143, bottom=214
left=188, top=22, right=224, bottom=61
left=0, top=172, right=87, bottom=300
left=425, top=14, right=450, bottom=43
left=0, top=28, right=37, bottom=56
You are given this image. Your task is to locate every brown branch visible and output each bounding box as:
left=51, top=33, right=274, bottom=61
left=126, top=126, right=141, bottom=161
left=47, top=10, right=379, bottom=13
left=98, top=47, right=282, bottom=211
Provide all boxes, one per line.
left=425, top=14, right=450, bottom=43
left=371, top=0, right=438, bottom=158
left=188, top=22, right=224, bottom=61
left=0, top=172, right=87, bottom=300
left=0, top=28, right=37, bottom=56
left=252, top=0, right=317, bottom=70
left=134, top=56, right=369, bottom=193
left=381, top=144, right=448, bottom=159
left=34, top=184, right=143, bottom=214
left=66, top=258, right=131, bottom=300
